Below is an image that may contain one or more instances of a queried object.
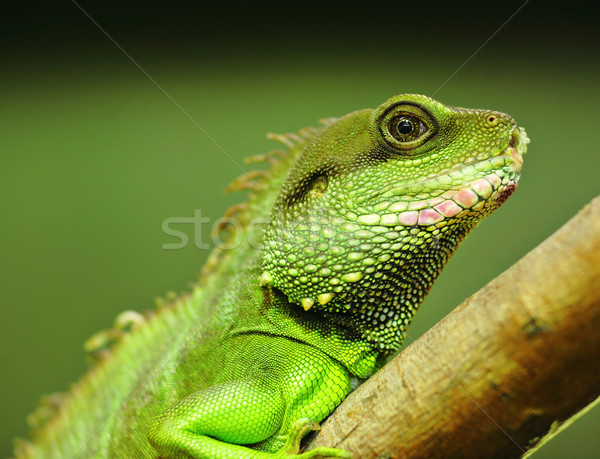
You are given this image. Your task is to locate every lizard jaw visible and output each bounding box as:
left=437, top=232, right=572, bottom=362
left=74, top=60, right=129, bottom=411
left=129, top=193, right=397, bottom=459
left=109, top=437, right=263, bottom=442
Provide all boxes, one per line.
left=405, top=126, right=530, bottom=224
left=356, top=127, right=528, bottom=227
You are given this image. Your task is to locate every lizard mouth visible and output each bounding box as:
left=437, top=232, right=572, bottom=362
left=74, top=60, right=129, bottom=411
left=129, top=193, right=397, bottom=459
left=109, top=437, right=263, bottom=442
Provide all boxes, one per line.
left=357, top=126, right=529, bottom=227
left=430, top=125, right=528, bottom=182
left=403, top=126, right=529, bottom=225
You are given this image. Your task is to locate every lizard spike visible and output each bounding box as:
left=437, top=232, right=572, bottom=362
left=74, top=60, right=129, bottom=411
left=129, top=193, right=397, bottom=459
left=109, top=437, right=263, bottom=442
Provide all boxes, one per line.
left=26, top=392, right=69, bottom=431
left=213, top=203, right=249, bottom=238
left=269, top=149, right=287, bottom=158
left=285, top=133, right=303, bottom=143
left=222, top=202, right=248, bottom=220
left=244, top=153, right=270, bottom=164
left=84, top=329, right=120, bottom=355
left=244, top=150, right=285, bottom=165
left=166, top=291, right=178, bottom=302
left=317, top=293, right=335, bottom=305
left=114, top=310, right=146, bottom=333
left=154, top=296, right=167, bottom=310
left=267, top=132, right=296, bottom=148
left=319, top=117, right=338, bottom=126
left=13, top=438, right=34, bottom=458
left=301, top=298, right=314, bottom=311
left=225, top=170, right=268, bottom=193
left=259, top=271, right=273, bottom=287
left=297, top=126, right=319, bottom=139
left=198, top=250, right=222, bottom=285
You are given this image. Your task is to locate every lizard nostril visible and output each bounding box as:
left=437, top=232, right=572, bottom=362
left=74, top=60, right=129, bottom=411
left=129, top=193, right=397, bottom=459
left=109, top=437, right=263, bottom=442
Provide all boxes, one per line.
left=509, top=127, right=520, bottom=149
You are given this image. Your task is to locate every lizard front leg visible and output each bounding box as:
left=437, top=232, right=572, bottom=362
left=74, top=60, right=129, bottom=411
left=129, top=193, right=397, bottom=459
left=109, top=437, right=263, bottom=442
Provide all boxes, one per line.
left=148, top=378, right=283, bottom=458
left=148, top=374, right=351, bottom=458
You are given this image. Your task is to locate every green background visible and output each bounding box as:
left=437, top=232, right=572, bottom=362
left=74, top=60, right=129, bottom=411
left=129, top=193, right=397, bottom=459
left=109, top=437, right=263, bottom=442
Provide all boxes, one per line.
left=2, top=1, right=598, bottom=457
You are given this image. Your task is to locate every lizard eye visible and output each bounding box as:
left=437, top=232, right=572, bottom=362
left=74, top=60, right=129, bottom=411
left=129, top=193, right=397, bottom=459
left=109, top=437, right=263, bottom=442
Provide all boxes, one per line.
left=377, top=103, right=437, bottom=153
left=389, top=116, right=427, bottom=142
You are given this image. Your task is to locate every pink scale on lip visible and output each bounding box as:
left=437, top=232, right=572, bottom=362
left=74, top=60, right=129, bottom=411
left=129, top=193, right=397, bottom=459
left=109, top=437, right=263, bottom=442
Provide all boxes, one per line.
left=471, top=179, right=493, bottom=199
left=418, top=209, right=444, bottom=225
left=454, top=188, right=479, bottom=208
left=398, top=211, right=419, bottom=226
left=427, top=197, right=444, bottom=206
left=508, top=147, right=523, bottom=170
left=434, top=200, right=462, bottom=217
left=485, top=173, right=502, bottom=188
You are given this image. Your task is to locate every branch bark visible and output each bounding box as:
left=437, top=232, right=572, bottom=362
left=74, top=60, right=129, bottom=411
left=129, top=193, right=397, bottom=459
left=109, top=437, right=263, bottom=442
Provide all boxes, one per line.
left=307, top=196, right=600, bottom=458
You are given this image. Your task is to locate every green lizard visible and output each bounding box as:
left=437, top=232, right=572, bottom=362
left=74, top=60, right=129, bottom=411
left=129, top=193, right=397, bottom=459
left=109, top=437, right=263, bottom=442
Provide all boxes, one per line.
left=15, top=94, right=528, bottom=458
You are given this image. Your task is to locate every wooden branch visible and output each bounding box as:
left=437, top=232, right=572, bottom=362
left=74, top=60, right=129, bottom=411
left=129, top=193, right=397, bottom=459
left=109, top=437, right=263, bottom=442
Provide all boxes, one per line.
left=307, top=196, right=600, bottom=458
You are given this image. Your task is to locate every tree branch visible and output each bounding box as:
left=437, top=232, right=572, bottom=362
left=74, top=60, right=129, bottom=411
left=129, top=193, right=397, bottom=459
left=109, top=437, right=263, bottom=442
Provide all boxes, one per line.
left=307, top=196, right=600, bottom=458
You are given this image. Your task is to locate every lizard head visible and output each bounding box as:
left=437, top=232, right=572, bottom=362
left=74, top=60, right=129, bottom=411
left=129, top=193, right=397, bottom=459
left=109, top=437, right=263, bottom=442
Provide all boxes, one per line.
left=261, top=94, right=528, bottom=349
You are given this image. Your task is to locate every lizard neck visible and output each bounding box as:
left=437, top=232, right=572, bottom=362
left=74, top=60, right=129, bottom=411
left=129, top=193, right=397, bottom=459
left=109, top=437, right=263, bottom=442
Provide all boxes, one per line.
left=316, top=222, right=474, bottom=352
left=265, top=288, right=382, bottom=379
left=246, top=220, right=472, bottom=378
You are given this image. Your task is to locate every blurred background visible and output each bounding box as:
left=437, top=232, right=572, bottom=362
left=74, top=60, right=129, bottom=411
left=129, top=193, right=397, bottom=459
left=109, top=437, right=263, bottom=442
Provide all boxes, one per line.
left=1, top=1, right=598, bottom=457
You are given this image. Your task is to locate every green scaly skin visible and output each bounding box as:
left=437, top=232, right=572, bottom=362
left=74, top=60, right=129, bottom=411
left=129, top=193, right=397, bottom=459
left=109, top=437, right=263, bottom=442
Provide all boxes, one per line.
left=15, top=94, right=528, bottom=458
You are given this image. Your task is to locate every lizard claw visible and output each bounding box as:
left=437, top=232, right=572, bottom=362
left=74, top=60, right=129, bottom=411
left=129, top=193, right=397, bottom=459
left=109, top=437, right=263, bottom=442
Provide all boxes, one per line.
left=274, top=418, right=352, bottom=458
